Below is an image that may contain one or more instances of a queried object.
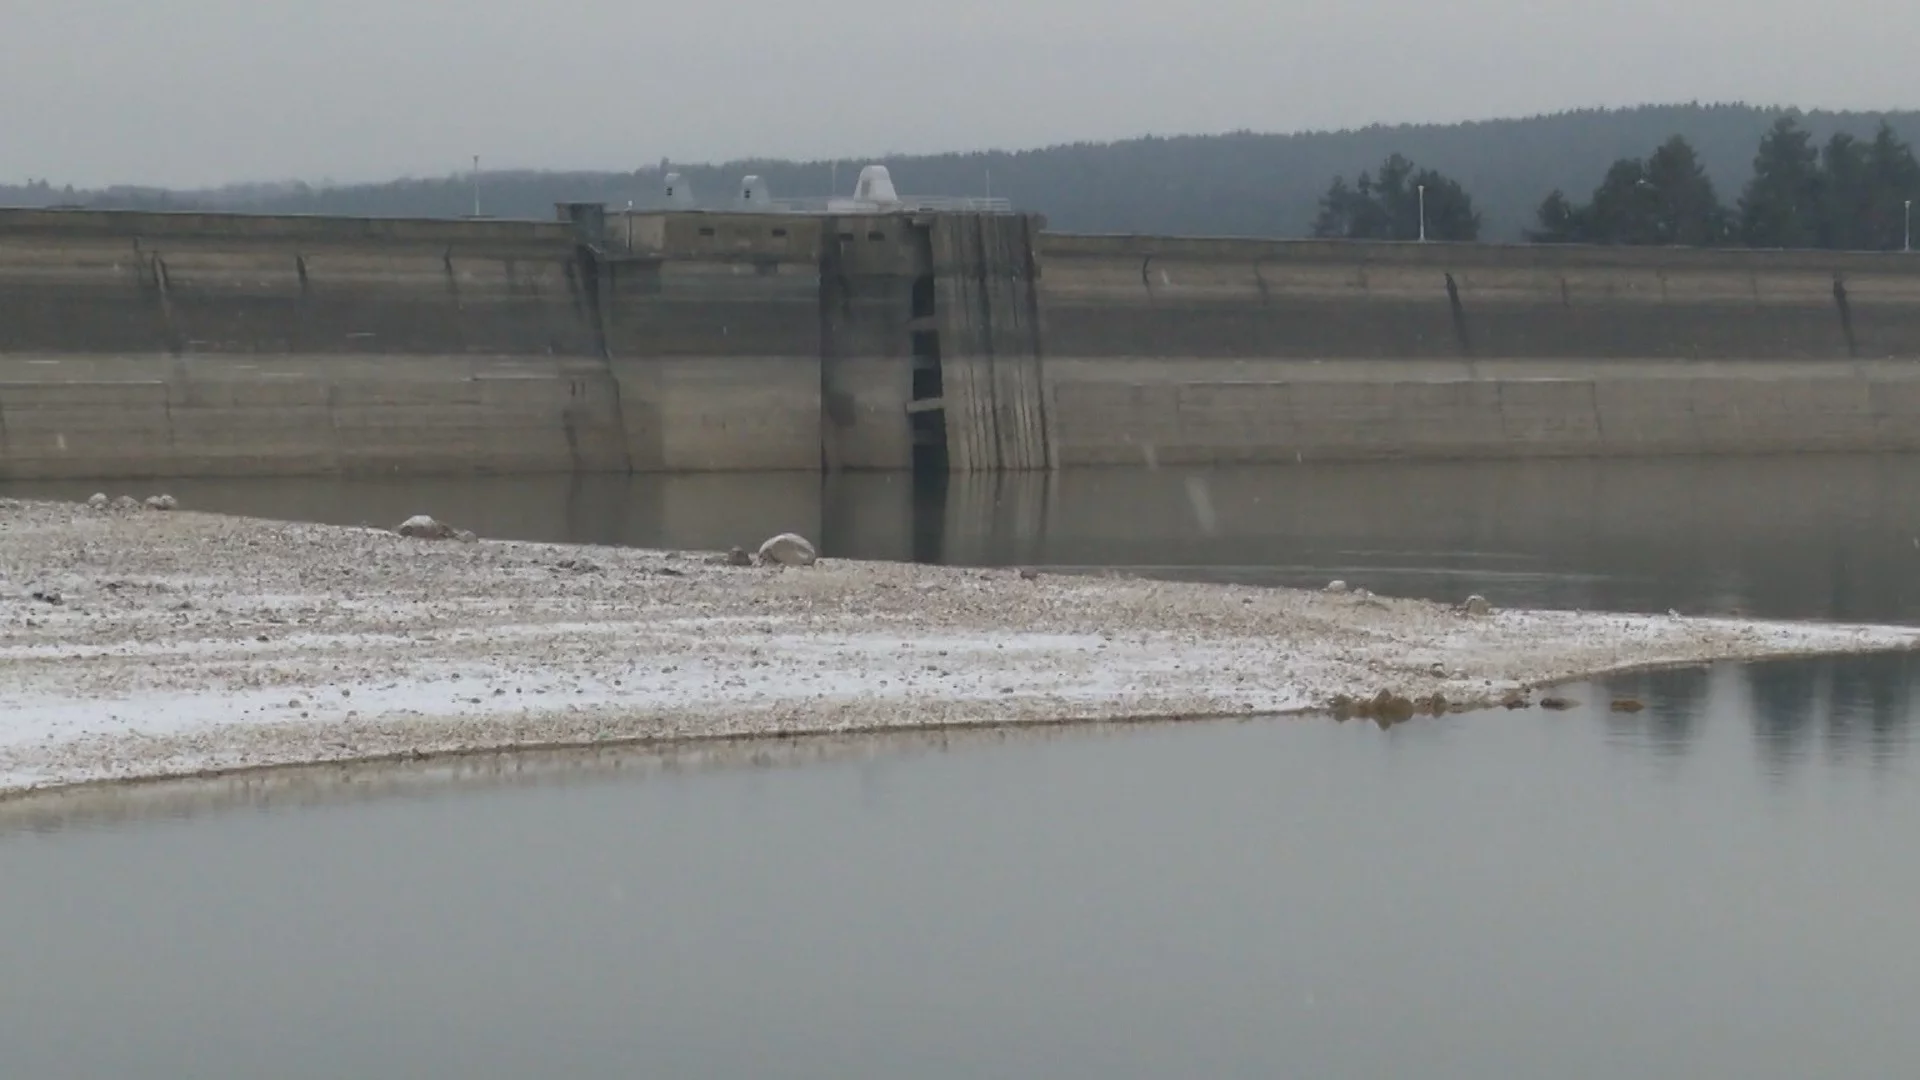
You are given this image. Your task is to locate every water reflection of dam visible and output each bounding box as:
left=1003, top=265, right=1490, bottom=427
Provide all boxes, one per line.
left=8, top=453, right=1918, bottom=621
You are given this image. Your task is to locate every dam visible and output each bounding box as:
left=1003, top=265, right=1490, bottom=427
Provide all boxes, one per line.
left=4, top=194, right=1920, bottom=480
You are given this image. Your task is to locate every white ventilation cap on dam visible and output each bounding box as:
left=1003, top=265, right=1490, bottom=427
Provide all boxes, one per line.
left=739, top=175, right=771, bottom=207
left=853, top=165, right=900, bottom=204
left=663, top=172, right=693, bottom=208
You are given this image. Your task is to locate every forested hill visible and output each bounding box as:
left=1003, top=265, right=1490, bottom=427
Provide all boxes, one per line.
left=7, top=104, right=1920, bottom=241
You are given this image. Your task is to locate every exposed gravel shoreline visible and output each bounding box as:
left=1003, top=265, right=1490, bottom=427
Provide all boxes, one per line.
left=2, top=496, right=1915, bottom=797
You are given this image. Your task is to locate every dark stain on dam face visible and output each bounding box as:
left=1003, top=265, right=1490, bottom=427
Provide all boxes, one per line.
left=1444, top=270, right=1473, bottom=355
left=1833, top=271, right=1860, bottom=357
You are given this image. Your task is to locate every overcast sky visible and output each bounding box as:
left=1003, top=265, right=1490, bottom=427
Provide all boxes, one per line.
left=6, top=0, right=1917, bottom=189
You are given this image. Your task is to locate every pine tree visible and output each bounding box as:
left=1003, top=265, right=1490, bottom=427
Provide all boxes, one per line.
left=1310, top=177, right=1365, bottom=238
left=1584, top=159, right=1663, bottom=244
left=1862, top=123, right=1920, bottom=250
left=1310, top=155, right=1480, bottom=241
left=1407, top=167, right=1481, bottom=241
left=1372, top=154, right=1421, bottom=240
left=1739, top=116, right=1821, bottom=248
left=1538, top=119, right=1920, bottom=250
left=1526, top=190, right=1588, bottom=242
left=1645, top=136, right=1730, bottom=245
left=1533, top=136, right=1728, bottom=246
left=1818, top=134, right=1873, bottom=250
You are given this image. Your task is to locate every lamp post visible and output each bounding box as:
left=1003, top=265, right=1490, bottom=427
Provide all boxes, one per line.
left=471, top=155, right=481, bottom=218
left=1906, top=199, right=1912, bottom=252
left=1417, top=184, right=1427, bottom=242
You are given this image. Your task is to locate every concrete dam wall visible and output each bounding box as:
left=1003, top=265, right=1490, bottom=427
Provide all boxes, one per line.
left=4, top=205, right=1920, bottom=480
left=601, top=209, right=1046, bottom=474
left=1037, top=235, right=1920, bottom=465
left=0, top=210, right=626, bottom=478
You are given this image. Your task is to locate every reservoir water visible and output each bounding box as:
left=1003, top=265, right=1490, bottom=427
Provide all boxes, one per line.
left=5, top=454, right=1920, bottom=1078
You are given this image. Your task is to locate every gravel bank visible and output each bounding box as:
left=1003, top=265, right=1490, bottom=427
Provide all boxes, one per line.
left=1, top=497, right=1914, bottom=796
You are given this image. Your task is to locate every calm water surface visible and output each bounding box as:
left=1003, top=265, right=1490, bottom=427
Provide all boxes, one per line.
left=8, top=453, right=1919, bottom=618
left=5, top=455, right=1920, bottom=1077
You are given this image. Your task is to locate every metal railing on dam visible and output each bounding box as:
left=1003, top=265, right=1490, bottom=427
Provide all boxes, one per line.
left=765, top=196, right=1017, bottom=214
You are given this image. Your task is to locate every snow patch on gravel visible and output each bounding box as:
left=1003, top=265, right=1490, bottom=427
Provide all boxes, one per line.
left=1, top=498, right=1916, bottom=795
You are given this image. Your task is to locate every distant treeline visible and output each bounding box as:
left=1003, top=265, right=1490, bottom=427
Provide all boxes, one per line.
left=1530, top=119, right=1920, bottom=250
left=1308, top=116, right=1920, bottom=250
left=5, top=104, right=1920, bottom=245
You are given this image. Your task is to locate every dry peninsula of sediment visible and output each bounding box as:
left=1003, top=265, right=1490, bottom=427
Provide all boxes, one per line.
left=1, top=496, right=1914, bottom=797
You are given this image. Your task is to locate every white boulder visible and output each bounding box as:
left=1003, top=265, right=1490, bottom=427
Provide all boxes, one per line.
left=757, top=533, right=818, bottom=567
left=397, top=515, right=457, bottom=540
